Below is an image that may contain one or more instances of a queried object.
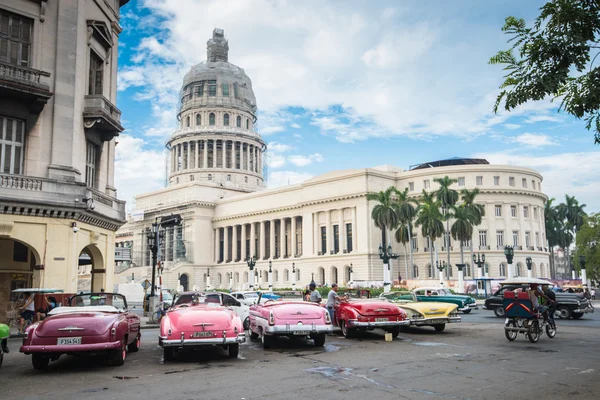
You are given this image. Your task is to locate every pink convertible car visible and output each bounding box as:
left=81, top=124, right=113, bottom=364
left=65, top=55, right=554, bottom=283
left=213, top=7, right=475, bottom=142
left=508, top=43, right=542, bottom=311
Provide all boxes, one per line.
left=159, top=291, right=245, bottom=361
left=248, top=294, right=333, bottom=348
left=20, top=293, right=140, bottom=370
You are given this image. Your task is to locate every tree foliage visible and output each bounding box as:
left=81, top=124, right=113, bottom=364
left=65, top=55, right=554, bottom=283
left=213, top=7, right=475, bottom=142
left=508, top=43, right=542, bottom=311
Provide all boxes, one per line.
left=366, top=187, right=400, bottom=247
left=490, top=0, right=600, bottom=144
left=575, top=213, right=600, bottom=283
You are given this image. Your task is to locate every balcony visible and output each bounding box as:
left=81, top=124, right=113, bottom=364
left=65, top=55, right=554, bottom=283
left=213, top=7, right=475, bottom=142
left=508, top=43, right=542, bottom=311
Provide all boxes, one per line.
left=0, top=61, right=52, bottom=112
left=83, top=95, right=124, bottom=141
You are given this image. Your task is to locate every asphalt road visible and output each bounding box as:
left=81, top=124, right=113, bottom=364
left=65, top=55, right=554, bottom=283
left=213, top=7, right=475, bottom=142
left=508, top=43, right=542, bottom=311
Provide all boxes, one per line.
left=3, top=309, right=600, bottom=400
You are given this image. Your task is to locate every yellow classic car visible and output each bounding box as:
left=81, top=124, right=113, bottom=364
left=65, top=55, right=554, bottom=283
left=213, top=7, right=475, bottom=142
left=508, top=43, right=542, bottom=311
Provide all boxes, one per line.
left=380, top=291, right=461, bottom=332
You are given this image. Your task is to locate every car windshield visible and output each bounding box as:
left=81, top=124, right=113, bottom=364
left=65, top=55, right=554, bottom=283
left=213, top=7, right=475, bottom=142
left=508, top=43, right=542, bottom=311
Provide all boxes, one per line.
left=436, top=289, right=451, bottom=295
left=68, top=293, right=127, bottom=311
left=244, top=293, right=259, bottom=298
left=162, top=292, right=173, bottom=302
left=173, top=293, right=207, bottom=306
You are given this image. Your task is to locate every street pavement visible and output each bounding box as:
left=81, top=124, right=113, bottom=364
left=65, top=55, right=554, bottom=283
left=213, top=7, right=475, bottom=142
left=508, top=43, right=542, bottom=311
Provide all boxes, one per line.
left=2, top=308, right=600, bottom=400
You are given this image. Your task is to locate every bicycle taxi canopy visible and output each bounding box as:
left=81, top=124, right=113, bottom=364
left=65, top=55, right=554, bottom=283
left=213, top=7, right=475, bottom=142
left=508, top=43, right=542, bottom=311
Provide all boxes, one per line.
left=11, top=288, right=64, bottom=293
left=499, top=278, right=552, bottom=286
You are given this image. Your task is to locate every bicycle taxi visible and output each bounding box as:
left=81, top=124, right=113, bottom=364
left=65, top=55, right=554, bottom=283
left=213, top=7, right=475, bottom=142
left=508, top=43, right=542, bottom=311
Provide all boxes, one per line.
left=501, top=278, right=556, bottom=343
left=8, top=288, right=65, bottom=335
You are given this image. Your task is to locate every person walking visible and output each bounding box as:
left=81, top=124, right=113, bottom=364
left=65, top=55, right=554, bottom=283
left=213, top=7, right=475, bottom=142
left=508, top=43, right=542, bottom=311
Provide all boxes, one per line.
left=326, top=284, right=347, bottom=325
left=19, top=292, right=35, bottom=334
left=309, top=281, right=322, bottom=303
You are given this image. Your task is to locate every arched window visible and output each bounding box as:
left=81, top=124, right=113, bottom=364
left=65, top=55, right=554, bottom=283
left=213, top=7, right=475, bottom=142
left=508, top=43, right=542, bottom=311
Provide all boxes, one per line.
left=246, top=119, right=250, bottom=129
left=413, top=264, right=419, bottom=278
left=186, top=116, right=190, bottom=127
left=209, top=113, right=215, bottom=125
left=427, top=264, right=433, bottom=278
left=236, top=116, right=242, bottom=127
left=208, top=174, right=212, bottom=181
left=226, top=174, right=231, bottom=181
left=296, top=268, right=301, bottom=281
left=274, top=270, right=279, bottom=282
left=196, top=114, right=201, bottom=126
left=223, top=113, right=230, bottom=126
left=284, top=269, right=289, bottom=281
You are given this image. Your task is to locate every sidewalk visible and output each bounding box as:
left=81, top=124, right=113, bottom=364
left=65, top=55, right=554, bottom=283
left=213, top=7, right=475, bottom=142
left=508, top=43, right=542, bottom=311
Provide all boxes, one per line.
left=140, top=315, right=159, bottom=329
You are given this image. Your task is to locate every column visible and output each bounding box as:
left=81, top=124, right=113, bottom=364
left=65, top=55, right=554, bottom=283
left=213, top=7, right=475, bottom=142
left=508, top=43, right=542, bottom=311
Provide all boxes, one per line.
left=313, top=213, right=320, bottom=255
left=215, top=228, right=220, bottom=263
left=232, top=225, right=238, bottom=262
left=203, top=140, right=208, bottom=169
left=195, top=140, right=199, bottom=169
left=255, top=147, right=259, bottom=173
left=270, top=220, right=276, bottom=259
left=339, top=208, right=346, bottom=253
left=351, top=207, right=357, bottom=252
left=222, top=140, right=227, bottom=168
left=291, top=216, right=297, bottom=257
left=260, top=221, right=266, bottom=259
left=241, top=143, right=245, bottom=170
left=248, top=144, right=253, bottom=172
left=224, top=226, right=229, bottom=262
left=241, top=224, right=247, bottom=261
left=250, top=222, right=256, bottom=258
left=326, top=210, right=332, bottom=255
left=171, top=147, right=175, bottom=173
left=212, top=140, right=217, bottom=168
left=280, top=218, right=286, bottom=258
left=176, top=144, right=180, bottom=171
left=232, top=141, right=237, bottom=169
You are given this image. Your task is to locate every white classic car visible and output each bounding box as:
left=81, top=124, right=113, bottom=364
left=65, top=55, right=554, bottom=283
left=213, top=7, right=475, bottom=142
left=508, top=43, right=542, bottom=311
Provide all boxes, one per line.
left=202, top=292, right=251, bottom=330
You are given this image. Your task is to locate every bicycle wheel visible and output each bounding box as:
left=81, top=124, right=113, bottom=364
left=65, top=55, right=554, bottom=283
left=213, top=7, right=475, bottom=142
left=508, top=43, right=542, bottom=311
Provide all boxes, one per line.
left=527, top=320, right=540, bottom=343
left=505, top=320, right=518, bottom=341
left=546, top=320, right=557, bottom=338
left=151, top=311, right=160, bottom=324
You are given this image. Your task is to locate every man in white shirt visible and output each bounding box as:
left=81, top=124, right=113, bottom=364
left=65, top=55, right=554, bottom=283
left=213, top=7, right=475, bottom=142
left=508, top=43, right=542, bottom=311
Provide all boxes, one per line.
left=326, top=284, right=347, bottom=323
left=309, top=283, right=322, bottom=303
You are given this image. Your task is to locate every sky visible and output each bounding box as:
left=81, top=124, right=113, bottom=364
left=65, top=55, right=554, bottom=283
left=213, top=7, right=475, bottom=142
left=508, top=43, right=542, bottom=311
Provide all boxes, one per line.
left=114, top=0, right=600, bottom=214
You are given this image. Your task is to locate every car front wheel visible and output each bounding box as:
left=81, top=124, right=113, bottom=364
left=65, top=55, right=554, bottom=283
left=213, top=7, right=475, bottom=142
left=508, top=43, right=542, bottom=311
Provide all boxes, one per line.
left=313, top=333, right=326, bottom=347
left=462, top=308, right=472, bottom=314
left=556, top=306, right=572, bottom=319
left=494, top=307, right=505, bottom=318
left=32, top=354, right=50, bottom=370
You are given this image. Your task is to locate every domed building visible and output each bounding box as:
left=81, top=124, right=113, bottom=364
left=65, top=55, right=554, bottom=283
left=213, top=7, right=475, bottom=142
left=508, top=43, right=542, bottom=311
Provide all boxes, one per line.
left=114, top=30, right=552, bottom=294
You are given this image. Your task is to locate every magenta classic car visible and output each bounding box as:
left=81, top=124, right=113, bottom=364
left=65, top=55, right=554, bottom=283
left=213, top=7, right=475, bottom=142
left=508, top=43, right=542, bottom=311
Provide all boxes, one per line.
left=20, top=293, right=141, bottom=370
left=248, top=296, right=333, bottom=348
left=334, top=292, right=409, bottom=339
left=159, top=292, right=245, bottom=361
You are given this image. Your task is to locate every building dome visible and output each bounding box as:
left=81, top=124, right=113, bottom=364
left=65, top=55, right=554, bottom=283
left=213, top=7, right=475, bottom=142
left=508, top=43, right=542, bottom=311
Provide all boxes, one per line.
left=168, top=29, right=266, bottom=194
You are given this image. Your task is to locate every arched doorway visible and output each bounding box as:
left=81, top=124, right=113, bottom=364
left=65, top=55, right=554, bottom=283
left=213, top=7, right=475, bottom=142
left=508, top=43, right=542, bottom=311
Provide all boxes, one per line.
left=179, top=273, right=189, bottom=291
left=0, top=238, right=40, bottom=319
left=331, top=266, right=338, bottom=284
left=317, top=267, right=325, bottom=285
left=344, top=265, right=351, bottom=284
left=78, top=244, right=104, bottom=293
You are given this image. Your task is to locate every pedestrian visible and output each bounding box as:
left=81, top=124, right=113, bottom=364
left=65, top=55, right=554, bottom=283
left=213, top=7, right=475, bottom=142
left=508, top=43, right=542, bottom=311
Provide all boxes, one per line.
left=326, top=284, right=347, bottom=325
left=19, top=292, right=35, bottom=334
left=309, top=282, right=322, bottom=303
left=542, top=284, right=556, bottom=321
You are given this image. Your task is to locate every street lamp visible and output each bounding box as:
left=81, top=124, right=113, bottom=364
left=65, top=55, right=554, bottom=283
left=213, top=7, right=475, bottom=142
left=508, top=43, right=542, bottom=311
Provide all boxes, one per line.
left=206, top=268, right=211, bottom=291
left=348, top=263, right=354, bottom=288
left=268, top=260, right=273, bottom=292
left=579, top=254, right=587, bottom=288
left=525, top=256, right=533, bottom=278
left=291, top=262, right=296, bottom=290
left=379, top=244, right=399, bottom=293
left=436, top=260, right=449, bottom=286
left=246, top=255, right=257, bottom=291
left=455, top=263, right=466, bottom=294
left=503, top=245, right=514, bottom=279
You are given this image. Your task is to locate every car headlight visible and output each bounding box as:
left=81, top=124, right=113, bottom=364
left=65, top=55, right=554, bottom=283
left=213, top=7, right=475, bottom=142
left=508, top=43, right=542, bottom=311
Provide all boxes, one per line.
left=411, top=312, right=424, bottom=319
left=449, top=311, right=459, bottom=317
left=461, top=300, right=465, bottom=306
left=324, top=310, right=332, bottom=324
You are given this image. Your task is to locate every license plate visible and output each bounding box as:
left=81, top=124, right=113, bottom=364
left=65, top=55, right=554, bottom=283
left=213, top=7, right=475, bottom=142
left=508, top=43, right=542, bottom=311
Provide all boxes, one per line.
left=192, top=332, right=213, bottom=338
left=57, top=337, right=81, bottom=345
left=294, top=330, right=310, bottom=335
left=375, top=318, right=389, bottom=322
left=429, top=319, right=446, bottom=324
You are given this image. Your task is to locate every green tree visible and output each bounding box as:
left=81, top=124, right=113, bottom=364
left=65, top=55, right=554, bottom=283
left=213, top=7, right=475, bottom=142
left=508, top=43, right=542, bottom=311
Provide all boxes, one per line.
left=366, top=186, right=400, bottom=249
left=394, top=222, right=411, bottom=280
left=490, top=0, right=600, bottom=144
left=557, top=194, right=587, bottom=274
left=575, top=213, right=600, bottom=284
left=461, top=188, right=485, bottom=275
left=434, top=176, right=459, bottom=278
left=393, top=187, right=419, bottom=279
left=450, top=205, right=476, bottom=266
left=545, top=198, right=561, bottom=277
left=415, top=190, right=445, bottom=274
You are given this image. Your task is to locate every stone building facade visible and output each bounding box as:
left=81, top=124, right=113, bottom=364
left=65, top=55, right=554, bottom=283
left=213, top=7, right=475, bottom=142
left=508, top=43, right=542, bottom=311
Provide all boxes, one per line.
left=116, top=30, right=551, bottom=294
left=0, top=0, right=129, bottom=320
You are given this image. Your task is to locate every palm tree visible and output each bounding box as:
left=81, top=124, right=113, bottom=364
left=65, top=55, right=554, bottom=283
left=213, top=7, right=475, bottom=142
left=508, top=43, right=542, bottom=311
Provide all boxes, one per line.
left=557, top=195, right=587, bottom=276
left=450, top=205, right=475, bottom=265
left=545, top=198, right=561, bottom=277
left=393, top=187, right=419, bottom=279
left=366, top=186, right=400, bottom=248
left=461, top=188, right=484, bottom=275
left=415, top=190, right=445, bottom=276
left=394, top=222, right=411, bottom=281
left=434, top=176, right=459, bottom=278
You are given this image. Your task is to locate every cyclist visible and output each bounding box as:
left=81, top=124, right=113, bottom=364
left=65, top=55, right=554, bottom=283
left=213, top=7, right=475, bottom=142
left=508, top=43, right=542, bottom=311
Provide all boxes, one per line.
left=19, top=292, right=35, bottom=334
left=528, top=284, right=554, bottom=323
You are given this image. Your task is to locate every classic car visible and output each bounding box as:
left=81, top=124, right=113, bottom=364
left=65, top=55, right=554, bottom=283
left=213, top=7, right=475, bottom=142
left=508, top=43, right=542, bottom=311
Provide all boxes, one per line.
left=159, top=292, right=245, bottom=361
left=248, top=295, right=333, bottom=348
left=231, top=291, right=281, bottom=307
left=202, top=291, right=251, bottom=329
left=334, top=290, right=409, bottom=338
left=20, top=293, right=140, bottom=370
left=399, top=287, right=478, bottom=313
left=380, top=291, right=461, bottom=331
left=484, top=282, right=594, bottom=319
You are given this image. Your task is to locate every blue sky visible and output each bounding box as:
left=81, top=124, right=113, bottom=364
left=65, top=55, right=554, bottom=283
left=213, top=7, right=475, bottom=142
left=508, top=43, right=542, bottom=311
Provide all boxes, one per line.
left=114, top=0, right=600, bottom=213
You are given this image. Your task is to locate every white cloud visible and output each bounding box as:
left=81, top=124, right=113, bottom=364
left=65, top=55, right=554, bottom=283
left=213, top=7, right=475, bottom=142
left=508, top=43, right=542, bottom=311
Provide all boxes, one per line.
left=267, top=142, right=293, bottom=153
left=267, top=154, right=286, bottom=169
left=525, top=114, right=563, bottom=124
left=472, top=151, right=600, bottom=212
left=504, top=123, right=520, bottom=130
left=512, top=133, right=558, bottom=148
left=290, top=123, right=301, bottom=129
left=268, top=171, right=313, bottom=188
left=114, top=134, right=166, bottom=211
left=288, top=153, right=324, bottom=167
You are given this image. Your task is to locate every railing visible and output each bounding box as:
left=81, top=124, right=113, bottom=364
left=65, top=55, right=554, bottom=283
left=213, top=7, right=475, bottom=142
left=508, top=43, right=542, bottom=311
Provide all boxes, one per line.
left=84, top=95, right=122, bottom=121
left=527, top=246, right=535, bottom=250
left=0, top=174, right=43, bottom=191
left=497, top=245, right=505, bottom=250
left=0, top=61, right=51, bottom=89
left=90, top=188, right=114, bottom=206
left=479, top=245, right=490, bottom=250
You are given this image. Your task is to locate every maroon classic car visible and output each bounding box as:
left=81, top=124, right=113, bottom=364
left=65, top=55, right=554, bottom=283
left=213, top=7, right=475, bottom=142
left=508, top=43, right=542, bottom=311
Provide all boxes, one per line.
left=334, top=291, right=409, bottom=339
left=20, top=293, right=140, bottom=370
left=159, top=292, right=245, bottom=361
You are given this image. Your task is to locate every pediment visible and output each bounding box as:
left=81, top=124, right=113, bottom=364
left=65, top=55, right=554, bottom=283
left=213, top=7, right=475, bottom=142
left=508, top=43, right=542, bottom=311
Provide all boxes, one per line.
left=87, top=20, right=113, bottom=49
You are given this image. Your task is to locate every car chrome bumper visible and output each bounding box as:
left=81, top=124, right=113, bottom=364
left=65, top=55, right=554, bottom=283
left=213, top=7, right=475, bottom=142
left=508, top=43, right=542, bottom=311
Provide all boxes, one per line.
left=347, top=319, right=410, bottom=328
left=20, top=340, right=121, bottom=354
left=459, top=304, right=477, bottom=311
left=574, top=305, right=594, bottom=313
left=410, top=316, right=461, bottom=326
left=159, top=334, right=246, bottom=347
left=264, top=323, right=333, bottom=335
